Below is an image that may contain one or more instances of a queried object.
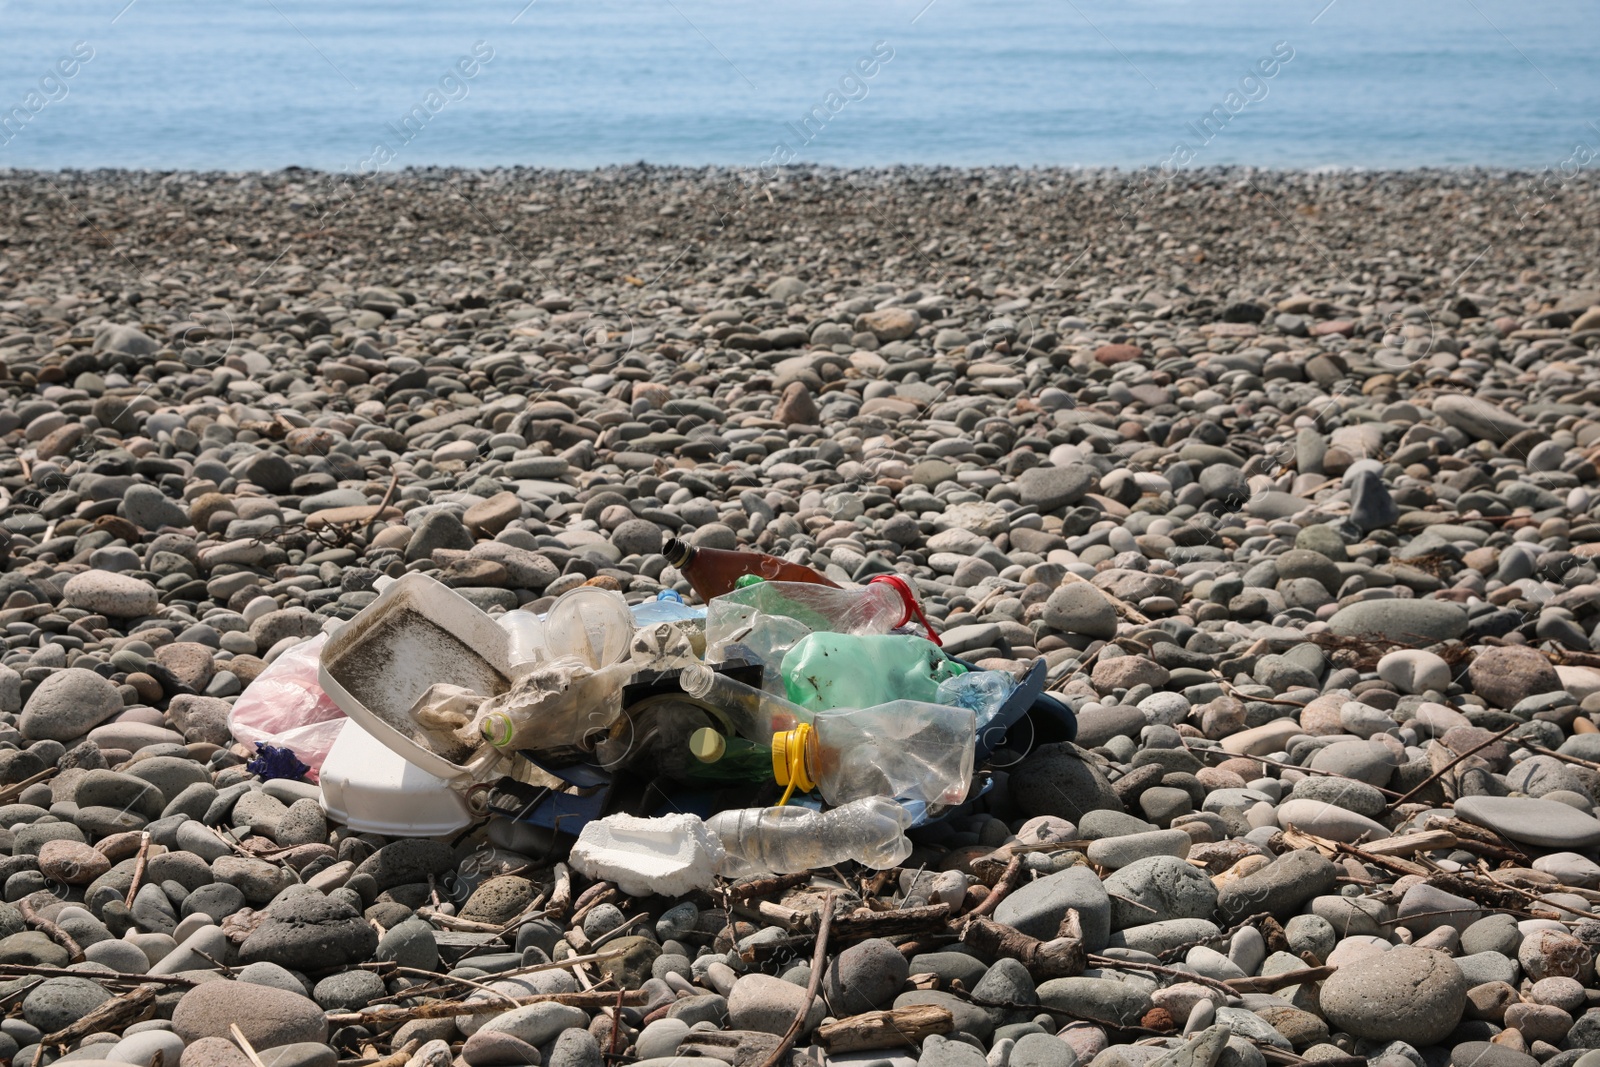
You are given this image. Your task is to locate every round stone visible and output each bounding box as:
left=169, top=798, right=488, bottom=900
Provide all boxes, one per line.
left=62, top=570, right=160, bottom=617
left=1318, top=947, right=1467, bottom=1045
left=19, top=668, right=124, bottom=743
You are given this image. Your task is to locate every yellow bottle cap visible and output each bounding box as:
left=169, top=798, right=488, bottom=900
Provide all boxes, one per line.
left=771, top=730, right=791, bottom=784
left=770, top=724, right=816, bottom=794
left=689, top=727, right=726, bottom=763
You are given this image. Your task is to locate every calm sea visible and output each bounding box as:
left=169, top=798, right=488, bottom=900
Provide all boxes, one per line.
left=0, top=0, right=1597, bottom=172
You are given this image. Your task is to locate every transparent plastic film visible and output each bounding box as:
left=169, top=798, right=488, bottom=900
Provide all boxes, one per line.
left=804, top=700, right=976, bottom=810
left=705, top=580, right=906, bottom=666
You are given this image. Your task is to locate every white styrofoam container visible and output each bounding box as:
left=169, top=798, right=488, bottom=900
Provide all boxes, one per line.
left=318, top=572, right=514, bottom=781
left=318, top=719, right=471, bottom=837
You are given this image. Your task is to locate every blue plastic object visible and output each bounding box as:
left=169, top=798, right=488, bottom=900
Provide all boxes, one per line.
left=247, top=742, right=310, bottom=782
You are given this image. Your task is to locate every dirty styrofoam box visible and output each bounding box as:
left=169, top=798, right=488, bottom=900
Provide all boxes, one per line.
left=319, top=572, right=514, bottom=780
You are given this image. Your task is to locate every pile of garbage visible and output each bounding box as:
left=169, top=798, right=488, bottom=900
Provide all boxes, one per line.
left=245, top=540, right=1076, bottom=893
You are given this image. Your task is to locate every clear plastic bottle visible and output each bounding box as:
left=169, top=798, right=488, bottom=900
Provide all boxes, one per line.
left=704, top=579, right=920, bottom=669
left=781, top=632, right=966, bottom=711
left=706, top=796, right=914, bottom=876
left=677, top=661, right=813, bottom=740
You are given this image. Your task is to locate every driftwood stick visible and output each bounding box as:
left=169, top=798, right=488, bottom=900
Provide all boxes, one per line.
left=1358, top=829, right=1459, bottom=857
left=230, top=1025, right=269, bottom=1067
left=17, top=900, right=84, bottom=964
left=324, top=989, right=648, bottom=1026
left=0, top=963, right=203, bottom=986
left=739, top=900, right=806, bottom=930
left=962, top=856, right=1025, bottom=925
left=744, top=902, right=950, bottom=962
left=1423, top=816, right=1530, bottom=864
left=568, top=888, right=619, bottom=929
left=415, top=905, right=546, bottom=935
left=44, top=983, right=159, bottom=1044
left=753, top=891, right=835, bottom=1067
left=362, top=470, right=402, bottom=541
left=124, top=832, right=153, bottom=909
left=725, top=873, right=812, bottom=901
left=365, top=1041, right=421, bottom=1067
left=816, top=1005, right=953, bottom=1052
left=832, top=903, right=950, bottom=939
left=361, top=948, right=624, bottom=1006
left=964, top=918, right=1084, bottom=980
left=412, top=908, right=505, bottom=933
left=1086, top=954, right=1235, bottom=997
left=1529, top=744, right=1600, bottom=773
left=382, top=967, right=519, bottom=1007
left=0, top=768, right=56, bottom=805
left=0, top=979, right=42, bottom=1008
left=1277, top=828, right=1432, bottom=879
left=1387, top=722, right=1520, bottom=810
left=546, top=863, right=573, bottom=920
left=570, top=880, right=613, bottom=915
left=1225, top=966, right=1336, bottom=994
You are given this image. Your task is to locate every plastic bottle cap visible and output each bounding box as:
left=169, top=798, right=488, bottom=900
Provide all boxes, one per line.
left=689, top=727, right=726, bottom=763
left=734, top=574, right=766, bottom=588
left=770, top=724, right=817, bottom=796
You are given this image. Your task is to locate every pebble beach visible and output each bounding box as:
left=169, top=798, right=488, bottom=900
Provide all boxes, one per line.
left=0, top=165, right=1599, bottom=1067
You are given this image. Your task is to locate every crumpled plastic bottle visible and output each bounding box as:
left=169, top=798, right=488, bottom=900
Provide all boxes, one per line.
left=781, top=632, right=966, bottom=711
left=937, top=669, right=1019, bottom=726
left=706, top=796, right=914, bottom=877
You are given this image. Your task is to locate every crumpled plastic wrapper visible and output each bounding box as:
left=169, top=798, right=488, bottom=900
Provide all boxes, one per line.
left=404, top=621, right=700, bottom=766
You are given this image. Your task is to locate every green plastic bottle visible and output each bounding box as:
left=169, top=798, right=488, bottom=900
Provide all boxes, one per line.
left=780, top=632, right=966, bottom=712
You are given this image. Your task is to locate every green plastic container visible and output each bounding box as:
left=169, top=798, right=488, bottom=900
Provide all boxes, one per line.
left=781, top=632, right=966, bottom=712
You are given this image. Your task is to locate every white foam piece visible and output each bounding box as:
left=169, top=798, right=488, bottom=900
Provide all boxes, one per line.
left=568, top=812, right=725, bottom=898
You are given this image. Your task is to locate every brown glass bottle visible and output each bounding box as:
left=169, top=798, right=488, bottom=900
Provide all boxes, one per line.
left=662, top=538, right=840, bottom=601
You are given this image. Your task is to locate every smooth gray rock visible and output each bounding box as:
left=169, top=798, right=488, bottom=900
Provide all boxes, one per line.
left=1326, top=600, right=1467, bottom=643
left=994, top=865, right=1111, bottom=950
left=1318, top=947, right=1467, bottom=1045
left=1454, top=796, right=1600, bottom=849
left=1103, top=855, right=1218, bottom=929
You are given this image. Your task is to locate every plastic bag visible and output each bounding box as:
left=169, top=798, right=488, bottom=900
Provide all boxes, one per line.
left=227, top=632, right=346, bottom=783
